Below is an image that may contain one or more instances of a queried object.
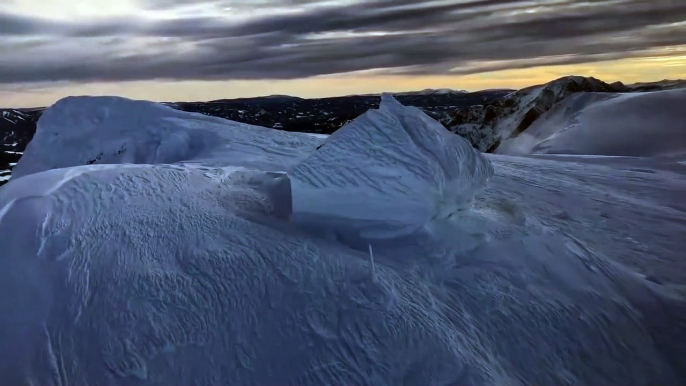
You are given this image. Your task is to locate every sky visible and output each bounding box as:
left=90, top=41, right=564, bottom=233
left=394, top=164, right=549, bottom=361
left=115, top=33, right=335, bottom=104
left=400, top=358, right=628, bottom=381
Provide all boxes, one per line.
left=1, top=0, right=685, bottom=107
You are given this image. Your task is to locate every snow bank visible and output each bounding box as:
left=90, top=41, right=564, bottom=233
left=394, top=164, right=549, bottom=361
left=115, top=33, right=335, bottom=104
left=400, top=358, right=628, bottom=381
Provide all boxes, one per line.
left=498, top=89, right=686, bottom=157
left=290, top=94, right=494, bottom=241
left=11, top=96, right=323, bottom=179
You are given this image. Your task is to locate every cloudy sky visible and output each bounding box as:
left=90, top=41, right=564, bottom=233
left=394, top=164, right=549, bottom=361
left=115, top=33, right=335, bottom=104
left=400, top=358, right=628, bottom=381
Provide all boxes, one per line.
left=1, top=0, right=685, bottom=107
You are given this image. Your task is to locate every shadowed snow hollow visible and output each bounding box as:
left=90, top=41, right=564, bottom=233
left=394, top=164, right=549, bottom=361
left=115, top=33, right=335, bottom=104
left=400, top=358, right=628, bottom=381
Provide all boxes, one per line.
left=1, top=95, right=686, bottom=386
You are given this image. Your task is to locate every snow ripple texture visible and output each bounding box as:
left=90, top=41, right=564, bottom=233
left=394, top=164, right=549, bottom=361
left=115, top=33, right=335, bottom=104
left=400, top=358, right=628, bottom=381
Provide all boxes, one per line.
left=291, top=94, right=494, bottom=240
left=0, top=96, right=685, bottom=386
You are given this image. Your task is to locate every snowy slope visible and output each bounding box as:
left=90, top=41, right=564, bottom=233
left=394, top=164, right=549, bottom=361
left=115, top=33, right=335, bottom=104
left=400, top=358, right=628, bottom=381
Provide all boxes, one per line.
left=628, top=79, right=686, bottom=92
left=498, top=89, right=686, bottom=157
left=11, top=96, right=324, bottom=180
left=1, top=96, right=686, bottom=385
left=444, top=76, right=625, bottom=152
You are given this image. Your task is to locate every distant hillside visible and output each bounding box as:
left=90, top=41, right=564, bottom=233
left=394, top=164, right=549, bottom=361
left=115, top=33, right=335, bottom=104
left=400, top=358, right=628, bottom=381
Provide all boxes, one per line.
left=442, top=76, right=629, bottom=152
left=0, top=89, right=511, bottom=186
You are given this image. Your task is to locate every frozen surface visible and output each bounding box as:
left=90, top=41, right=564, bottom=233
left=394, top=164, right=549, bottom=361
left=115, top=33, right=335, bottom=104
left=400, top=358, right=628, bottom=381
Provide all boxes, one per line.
left=499, top=89, right=686, bottom=157
left=1, top=96, right=686, bottom=386
left=291, top=94, right=493, bottom=241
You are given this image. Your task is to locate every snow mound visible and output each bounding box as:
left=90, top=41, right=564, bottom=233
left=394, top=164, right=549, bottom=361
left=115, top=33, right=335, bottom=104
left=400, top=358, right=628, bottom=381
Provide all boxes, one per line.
left=498, top=89, right=686, bottom=157
left=10, top=96, right=323, bottom=179
left=290, top=94, right=494, bottom=241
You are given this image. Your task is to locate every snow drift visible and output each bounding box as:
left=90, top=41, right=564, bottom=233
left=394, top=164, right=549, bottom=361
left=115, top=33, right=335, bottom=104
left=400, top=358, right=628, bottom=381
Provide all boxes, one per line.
left=290, top=95, right=493, bottom=242
left=1, top=95, right=686, bottom=386
left=498, top=89, right=686, bottom=157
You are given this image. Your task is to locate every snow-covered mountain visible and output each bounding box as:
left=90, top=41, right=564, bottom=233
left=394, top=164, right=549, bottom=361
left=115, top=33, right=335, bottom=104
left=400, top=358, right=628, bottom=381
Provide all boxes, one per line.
left=1, top=95, right=686, bottom=385
left=442, top=76, right=627, bottom=152
left=392, top=88, right=469, bottom=96
left=497, top=89, right=686, bottom=157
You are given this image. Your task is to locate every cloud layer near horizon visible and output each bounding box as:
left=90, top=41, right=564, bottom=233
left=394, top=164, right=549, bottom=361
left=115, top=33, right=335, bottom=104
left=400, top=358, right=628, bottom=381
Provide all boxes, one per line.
left=0, top=0, right=684, bottom=84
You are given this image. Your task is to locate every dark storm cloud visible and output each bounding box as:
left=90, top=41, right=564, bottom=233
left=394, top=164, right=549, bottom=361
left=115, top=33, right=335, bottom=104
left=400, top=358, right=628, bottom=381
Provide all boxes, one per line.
left=0, top=0, right=684, bottom=83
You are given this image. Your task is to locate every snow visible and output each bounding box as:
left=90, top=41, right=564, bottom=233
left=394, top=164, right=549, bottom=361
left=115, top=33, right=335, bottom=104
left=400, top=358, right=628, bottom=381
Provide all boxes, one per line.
left=0, top=175, right=9, bottom=182
left=290, top=94, right=493, bottom=242
left=1, top=95, right=686, bottom=385
left=396, top=88, right=467, bottom=96
left=499, top=89, right=686, bottom=157
left=11, top=96, right=324, bottom=180
left=628, top=79, right=686, bottom=91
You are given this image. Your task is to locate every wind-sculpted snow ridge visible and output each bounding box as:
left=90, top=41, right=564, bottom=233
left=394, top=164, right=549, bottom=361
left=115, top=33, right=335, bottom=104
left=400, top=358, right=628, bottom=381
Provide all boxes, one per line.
left=290, top=94, right=494, bottom=242
left=498, top=89, right=686, bottom=157
left=1, top=96, right=686, bottom=385
left=10, top=96, right=323, bottom=180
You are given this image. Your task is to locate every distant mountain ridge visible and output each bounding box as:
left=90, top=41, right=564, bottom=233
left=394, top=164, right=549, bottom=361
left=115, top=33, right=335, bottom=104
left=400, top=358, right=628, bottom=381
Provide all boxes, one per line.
left=0, top=89, right=509, bottom=186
